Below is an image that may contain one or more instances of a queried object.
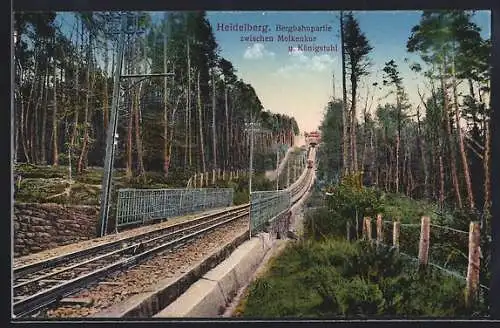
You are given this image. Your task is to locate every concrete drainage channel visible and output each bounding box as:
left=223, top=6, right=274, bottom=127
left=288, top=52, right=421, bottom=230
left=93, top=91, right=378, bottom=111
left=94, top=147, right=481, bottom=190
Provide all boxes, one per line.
left=91, top=230, right=250, bottom=318
left=94, top=174, right=315, bottom=318
left=156, top=232, right=276, bottom=317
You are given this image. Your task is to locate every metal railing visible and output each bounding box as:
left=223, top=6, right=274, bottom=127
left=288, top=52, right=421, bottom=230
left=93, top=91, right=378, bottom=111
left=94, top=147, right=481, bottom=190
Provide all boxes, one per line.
left=250, top=190, right=291, bottom=234
left=115, top=188, right=234, bottom=228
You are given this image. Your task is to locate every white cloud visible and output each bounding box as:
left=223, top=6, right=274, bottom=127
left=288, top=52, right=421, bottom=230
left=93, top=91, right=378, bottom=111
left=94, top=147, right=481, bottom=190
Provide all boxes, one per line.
left=243, top=43, right=275, bottom=60
left=275, top=47, right=335, bottom=77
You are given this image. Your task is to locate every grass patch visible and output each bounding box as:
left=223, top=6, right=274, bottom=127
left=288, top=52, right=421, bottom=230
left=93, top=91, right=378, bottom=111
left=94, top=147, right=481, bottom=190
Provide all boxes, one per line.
left=14, top=164, right=275, bottom=206
left=237, top=238, right=481, bottom=318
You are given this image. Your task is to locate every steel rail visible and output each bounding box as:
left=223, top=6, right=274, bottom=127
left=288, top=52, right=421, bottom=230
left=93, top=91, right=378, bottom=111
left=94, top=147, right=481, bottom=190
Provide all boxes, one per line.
left=13, top=208, right=249, bottom=293
left=14, top=204, right=250, bottom=279
left=13, top=161, right=314, bottom=318
left=13, top=210, right=249, bottom=318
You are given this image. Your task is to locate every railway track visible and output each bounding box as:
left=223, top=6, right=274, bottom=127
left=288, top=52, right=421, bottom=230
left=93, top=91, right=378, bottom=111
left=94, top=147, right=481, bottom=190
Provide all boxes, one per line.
left=12, top=156, right=315, bottom=319
left=12, top=205, right=249, bottom=318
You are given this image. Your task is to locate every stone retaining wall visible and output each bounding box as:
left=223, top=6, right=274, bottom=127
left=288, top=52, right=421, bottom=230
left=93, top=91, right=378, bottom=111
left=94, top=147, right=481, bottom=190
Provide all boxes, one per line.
left=14, top=203, right=100, bottom=257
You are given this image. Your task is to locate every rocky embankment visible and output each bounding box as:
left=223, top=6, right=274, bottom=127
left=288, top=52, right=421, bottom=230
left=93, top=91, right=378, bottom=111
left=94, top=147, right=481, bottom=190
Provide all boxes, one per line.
left=13, top=203, right=99, bottom=257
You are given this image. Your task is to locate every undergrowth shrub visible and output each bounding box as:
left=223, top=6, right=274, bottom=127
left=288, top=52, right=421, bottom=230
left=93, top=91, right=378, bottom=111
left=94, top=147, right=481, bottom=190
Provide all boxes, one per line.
left=240, top=238, right=476, bottom=318
left=305, top=173, right=383, bottom=239
left=335, top=276, right=386, bottom=316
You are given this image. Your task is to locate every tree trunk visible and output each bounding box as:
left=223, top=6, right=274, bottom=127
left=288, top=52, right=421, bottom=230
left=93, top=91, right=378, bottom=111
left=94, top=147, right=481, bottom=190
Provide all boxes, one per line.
left=361, top=88, right=369, bottom=173
left=163, top=29, right=170, bottom=177
left=395, top=97, right=401, bottom=194
left=168, top=93, right=182, bottom=175
left=78, top=36, right=93, bottom=174
left=211, top=68, right=217, bottom=171
left=370, top=127, right=376, bottom=185
left=187, top=39, right=192, bottom=168
left=103, top=40, right=109, bottom=131
left=134, top=85, right=146, bottom=181
left=340, top=11, right=349, bottom=175
left=41, top=63, right=50, bottom=164
left=441, top=70, right=462, bottom=208
left=20, top=77, right=29, bottom=162
left=416, top=106, right=428, bottom=198
left=32, top=70, right=44, bottom=164
left=350, top=74, right=358, bottom=172
left=125, top=61, right=133, bottom=180
left=184, top=84, right=189, bottom=167
left=439, top=155, right=445, bottom=206
left=70, top=43, right=80, bottom=179
left=225, top=86, right=229, bottom=172
left=483, top=114, right=491, bottom=223
left=451, top=58, right=475, bottom=209
left=197, top=70, right=206, bottom=173
left=52, top=60, right=59, bottom=166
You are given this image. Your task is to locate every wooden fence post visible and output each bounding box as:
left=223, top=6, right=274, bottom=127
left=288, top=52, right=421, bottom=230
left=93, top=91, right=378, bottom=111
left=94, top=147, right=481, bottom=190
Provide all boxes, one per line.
left=212, top=169, right=216, bottom=185
left=418, top=216, right=430, bottom=268
left=376, top=214, right=383, bottom=244
left=346, top=221, right=350, bottom=241
left=363, top=217, right=372, bottom=241
left=205, top=172, right=209, bottom=186
left=393, top=221, right=400, bottom=250
left=465, top=221, right=481, bottom=308
left=193, top=174, right=197, bottom=188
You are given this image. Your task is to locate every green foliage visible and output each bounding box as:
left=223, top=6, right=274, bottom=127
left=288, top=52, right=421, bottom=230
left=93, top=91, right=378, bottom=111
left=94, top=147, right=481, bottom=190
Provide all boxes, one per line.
left=334, top=277, right=386, bottom=316
left=317, top=100, right=343, bottom=183
left=380, top=193, right=436, bottom=223
left=343, top=241, right=405, bottom=282
left=239, top=238, right=473, bottom=318
left=254, top=152, right=277, bottom=172
left=309, top=174, right=383, bottom=239
left=233, top=191, right=249, bottom=205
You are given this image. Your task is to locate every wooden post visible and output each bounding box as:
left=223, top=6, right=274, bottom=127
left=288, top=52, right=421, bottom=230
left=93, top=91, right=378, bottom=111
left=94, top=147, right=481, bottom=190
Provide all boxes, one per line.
left=200, top=173, right=204, bottom=188
left=229, top=170, right=233, bottom=181
left=212, top=169, right=216, bottom=184
left=363, top=217, right=372, bottom=241
left=376, top=214, right=383, bottom=244
left=193, top=173, right=197, bottom=188
left=418, top=216, right=430, bottom=267
left=393, top=221, right=400, bottom=250
left=465, top=221, right=481, bottom=308
left=205, top=172, right=209, bottom=186
left=346, top=221, right=350, bottom=241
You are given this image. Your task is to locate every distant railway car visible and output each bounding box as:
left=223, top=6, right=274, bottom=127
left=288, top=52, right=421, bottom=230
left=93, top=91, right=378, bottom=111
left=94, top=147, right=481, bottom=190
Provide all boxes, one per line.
left=307, top=131, right=321, bottom=147
left=307, top=159, right=314, bottom=168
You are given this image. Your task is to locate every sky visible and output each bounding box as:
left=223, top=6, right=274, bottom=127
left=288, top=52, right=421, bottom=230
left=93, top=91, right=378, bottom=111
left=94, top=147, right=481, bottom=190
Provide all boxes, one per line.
left=54, top=10, right=491, bottom=134
left=202, top=11, right=491, bottom=133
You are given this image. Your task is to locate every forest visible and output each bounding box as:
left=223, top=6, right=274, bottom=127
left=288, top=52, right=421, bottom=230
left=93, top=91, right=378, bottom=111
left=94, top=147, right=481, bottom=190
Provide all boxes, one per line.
left=236, top=11, right=492, bottom=317
left=13, top=11, right=300, bottom=188
left=317, top=10, right=491, bottom=230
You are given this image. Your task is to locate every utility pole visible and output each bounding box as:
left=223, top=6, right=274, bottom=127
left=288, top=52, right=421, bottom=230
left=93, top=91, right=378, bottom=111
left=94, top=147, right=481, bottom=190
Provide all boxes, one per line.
left=98, top=14, right=127, bottom=238
left=249, top=121, right=254, bottom=194
left=98, top=13, right=175, bottom=237
left=276, top=142, right=279, bottom=191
